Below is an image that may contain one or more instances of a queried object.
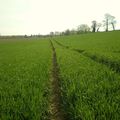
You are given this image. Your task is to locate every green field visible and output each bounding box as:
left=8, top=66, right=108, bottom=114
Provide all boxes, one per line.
left=0, top=39, right=52, bottom=119
left=0, top=31, right=120, bottom=120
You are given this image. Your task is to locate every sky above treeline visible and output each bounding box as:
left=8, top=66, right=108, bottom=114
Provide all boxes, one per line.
left=0, top=0, right=120, bottom=35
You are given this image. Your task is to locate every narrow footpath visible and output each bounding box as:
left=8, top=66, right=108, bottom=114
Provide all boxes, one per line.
left=49, top=40, right=65, bottom=120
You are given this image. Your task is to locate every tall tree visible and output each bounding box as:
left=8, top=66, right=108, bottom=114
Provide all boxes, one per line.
left=77, top=24, right=90, bottom=33
left=104, top=13, right=110, bottom=32
left=103, top=13, right=116, bottom=31
left=50, top=32, right=54, bottom=36
left=91, top=20, right=97, bottom=32
left=110, top=16, right=116, bottom=30
left=70, top=29, right=76, bottom=34
left=64, top=29, right=70, bottom=35
left=97, top=23, right=102, bottom=32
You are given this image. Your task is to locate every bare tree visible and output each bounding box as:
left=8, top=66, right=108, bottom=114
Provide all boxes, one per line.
left=77, top=24, right=90, bottom=33
left=103, top=13, right=110, bottom=32
left=91, top=20, right=97, bottom=32
left=110, top=16, right=116, bottom=30
left=103, top=13, right=116, bottom=31
left=97, top=23, right=102, bottom=32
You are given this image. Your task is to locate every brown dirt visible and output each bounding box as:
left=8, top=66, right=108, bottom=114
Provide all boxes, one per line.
left=49, top=40, right=65, bottom=120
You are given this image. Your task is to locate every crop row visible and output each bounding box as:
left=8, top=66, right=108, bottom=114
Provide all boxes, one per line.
left=54, top=40, right=120, bottom=74
left=83, top=52, right=120, bottom=73
left=53, top=42, right=120, bottom=120
left=53, top=31, right=120, bottom=53
left=0, top=40, right=51, bottom=120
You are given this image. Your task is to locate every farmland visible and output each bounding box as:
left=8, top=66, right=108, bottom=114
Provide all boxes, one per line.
left=0, top=39, right=52, bottom=119
left=53, top=31, right=120, bottom=73
left=0, top=31, right=120, bottom=120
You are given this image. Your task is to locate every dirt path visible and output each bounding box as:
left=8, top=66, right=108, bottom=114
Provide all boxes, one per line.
left=49, top=40, right=65, bottom=120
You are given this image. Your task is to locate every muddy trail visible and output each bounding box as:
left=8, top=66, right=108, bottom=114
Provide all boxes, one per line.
left=49, top=40, right=65, bottom=120
left=54, top=40, right=120, bottom=74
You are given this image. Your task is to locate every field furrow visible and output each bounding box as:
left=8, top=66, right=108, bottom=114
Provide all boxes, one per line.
left=54, top=40, right=120, bottom=74
left=53, top=41, right=120, bottom=120
left=49, top=40, right=65, bottom=120
left=0, top=31, right=120, bottom=120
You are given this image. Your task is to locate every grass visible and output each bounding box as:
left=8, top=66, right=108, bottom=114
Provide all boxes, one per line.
left=0, top=31, right=120, bottom=120
left=0, top=39, right=51, bottom=120
left=54, top=31, right=120, bottom=73
left=53, top=42, right=120, bottom=120
left=53, top=31, right=120, bottom=52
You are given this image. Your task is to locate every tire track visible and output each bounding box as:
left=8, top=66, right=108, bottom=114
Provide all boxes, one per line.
left=49, top=40, right=65, bottom=120
left=54, top=40, right=120, bottom=74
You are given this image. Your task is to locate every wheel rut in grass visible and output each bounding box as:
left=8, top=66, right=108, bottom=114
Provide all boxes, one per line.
left=49, top=40, right=65, bottom=120
left=54, top=40, right=120, bottom=74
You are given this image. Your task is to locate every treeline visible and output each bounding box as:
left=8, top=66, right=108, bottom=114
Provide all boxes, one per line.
left=0, top=13, right=118, bottom=38
left=50, top=13, right=117, bottom=36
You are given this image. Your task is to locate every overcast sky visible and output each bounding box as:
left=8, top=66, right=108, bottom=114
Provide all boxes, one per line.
left=0, top=0, right=120, bottom=35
